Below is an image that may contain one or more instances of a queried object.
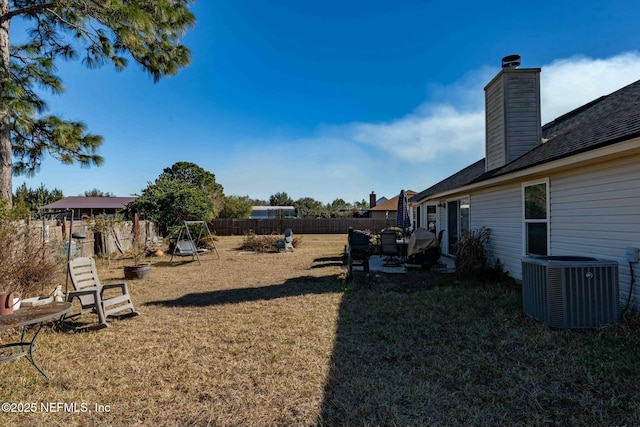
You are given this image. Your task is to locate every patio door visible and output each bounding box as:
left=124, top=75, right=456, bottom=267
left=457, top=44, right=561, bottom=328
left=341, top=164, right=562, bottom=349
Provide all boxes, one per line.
left=447, top=201, right=458, bottom=255
left=447, top=197, right=469, bottom=256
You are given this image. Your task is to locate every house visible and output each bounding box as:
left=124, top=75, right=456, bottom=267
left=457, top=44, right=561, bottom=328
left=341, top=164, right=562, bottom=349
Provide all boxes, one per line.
left=41, top=196, right=136, bottom=219
left=250, top=206, right=296, bottom=219
left=369, top=190, right=416, bottom=222
left=410, top=56, right=640, bottom=309
left=368, top=191, right=388, bottom=208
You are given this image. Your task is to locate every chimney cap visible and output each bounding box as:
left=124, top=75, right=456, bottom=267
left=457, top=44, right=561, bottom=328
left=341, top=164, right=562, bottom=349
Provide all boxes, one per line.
left=502, top=54, right=521, bottom=69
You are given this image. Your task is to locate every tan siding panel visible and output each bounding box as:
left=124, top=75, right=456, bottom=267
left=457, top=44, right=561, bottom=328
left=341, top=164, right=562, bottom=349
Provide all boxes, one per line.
left=485, top=78, right=505, bottom=171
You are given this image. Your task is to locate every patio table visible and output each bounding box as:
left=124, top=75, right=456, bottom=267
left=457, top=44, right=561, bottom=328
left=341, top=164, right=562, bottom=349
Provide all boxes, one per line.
left=396, top=239, right=409, bottom=263
left=0, top=301, right=72, bottom=380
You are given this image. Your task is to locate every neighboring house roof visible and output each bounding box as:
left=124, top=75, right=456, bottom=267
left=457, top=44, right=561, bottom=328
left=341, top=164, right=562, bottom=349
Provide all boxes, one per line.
left=251, top=206, right=295, bottom=211
left=41, top=196, right=137, bottom=210
left=250, top=206, right=296, bottom=218
left=411, top=78, right=640, bottom=203
left=370, top=190, right=417, bottom=211
left=376, top=197, right=388, bottom=205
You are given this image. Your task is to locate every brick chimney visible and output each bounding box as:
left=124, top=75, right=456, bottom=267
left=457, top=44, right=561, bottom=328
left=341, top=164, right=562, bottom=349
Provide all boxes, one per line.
left=369, top=191, right=377, bottom=208
left=484, top=55, right=542, bottom=171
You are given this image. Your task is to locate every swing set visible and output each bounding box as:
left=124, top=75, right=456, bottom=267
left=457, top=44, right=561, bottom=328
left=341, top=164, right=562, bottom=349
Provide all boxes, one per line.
left=170, top=220, right=220, bottom=265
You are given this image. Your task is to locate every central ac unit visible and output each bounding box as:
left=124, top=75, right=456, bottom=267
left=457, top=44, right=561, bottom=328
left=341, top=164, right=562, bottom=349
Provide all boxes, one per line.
left=521, top=256, right=619, bottom=329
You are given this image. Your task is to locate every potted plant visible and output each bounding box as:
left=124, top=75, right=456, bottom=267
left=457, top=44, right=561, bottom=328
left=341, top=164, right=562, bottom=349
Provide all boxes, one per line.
left=123, top=244, right=151, bottom=280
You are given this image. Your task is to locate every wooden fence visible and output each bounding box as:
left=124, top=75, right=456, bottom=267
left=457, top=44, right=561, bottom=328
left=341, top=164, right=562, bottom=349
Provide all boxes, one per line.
left=25, top=219, right=159, bottom=258
left=209, top=218, right=394, bottom=236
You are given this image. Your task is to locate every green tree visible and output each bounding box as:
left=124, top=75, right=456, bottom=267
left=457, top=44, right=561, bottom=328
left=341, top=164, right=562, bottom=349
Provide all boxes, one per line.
left=159, top=161, right=224, bottom=217
left=0, top=1, right=196, bottom=205
left=247, top=197, right=268, bottom=206
left=219, top=195, right=253, bottom=219
left=328, top=198, right=352, bottom=217
left=269, top=192, right=293, bottom=207
left=294, top=196, right=324, bottom=217
left=127, top=162, right=224, bottom=235
left=83, top=188, right=115, bottom=197
left=353, top=199, right=369, bottom=211
left=13, top=182, right=63, bottom=216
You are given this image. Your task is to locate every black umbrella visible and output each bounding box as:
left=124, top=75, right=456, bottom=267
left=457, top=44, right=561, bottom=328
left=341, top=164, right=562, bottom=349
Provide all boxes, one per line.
left=396, top=190, right=411, bottom=230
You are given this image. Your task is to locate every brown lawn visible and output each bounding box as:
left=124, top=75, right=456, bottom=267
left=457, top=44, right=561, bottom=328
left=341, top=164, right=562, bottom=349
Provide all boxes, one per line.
left=1, top=235, right=346, bottom=426
left=1, top=234, right=640, bottom=427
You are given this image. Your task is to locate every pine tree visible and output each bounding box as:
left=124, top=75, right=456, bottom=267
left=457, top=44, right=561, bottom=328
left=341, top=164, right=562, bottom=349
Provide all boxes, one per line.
left=0, top=1, right=196, bottom=205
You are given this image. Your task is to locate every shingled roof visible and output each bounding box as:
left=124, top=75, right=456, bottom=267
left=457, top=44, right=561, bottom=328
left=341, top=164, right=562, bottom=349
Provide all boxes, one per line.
left=370, top=190, right=417, bottom=212
left=41, top=196, right=137, bottom=210
left=410, top=160, right=485, bottom=203
left=487, top=78, right=640, bottom=178
left=411, top=78, right=640, bottom=203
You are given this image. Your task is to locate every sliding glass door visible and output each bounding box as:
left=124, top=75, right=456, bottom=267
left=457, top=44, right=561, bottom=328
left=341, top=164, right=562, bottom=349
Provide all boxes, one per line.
left=446, top=197, right=469, bottom=256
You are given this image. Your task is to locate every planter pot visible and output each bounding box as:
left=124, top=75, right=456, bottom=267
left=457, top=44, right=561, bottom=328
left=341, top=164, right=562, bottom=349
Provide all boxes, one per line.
left=124, top=264, right=151, bottom=280
left=0, top=292, right=15, bottom=315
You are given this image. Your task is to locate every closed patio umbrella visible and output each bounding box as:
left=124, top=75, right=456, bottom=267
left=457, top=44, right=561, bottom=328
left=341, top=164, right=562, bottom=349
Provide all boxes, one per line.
left=396, top=189, right=411, bottom=230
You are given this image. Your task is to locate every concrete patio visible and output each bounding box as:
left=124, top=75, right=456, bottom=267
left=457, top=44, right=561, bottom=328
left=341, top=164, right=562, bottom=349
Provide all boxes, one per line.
left=366, top=254, right=455, bottom=274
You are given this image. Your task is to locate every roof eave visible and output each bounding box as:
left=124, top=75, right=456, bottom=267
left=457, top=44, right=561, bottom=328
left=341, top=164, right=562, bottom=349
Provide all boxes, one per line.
left=413, top=136, right=640, bottom=202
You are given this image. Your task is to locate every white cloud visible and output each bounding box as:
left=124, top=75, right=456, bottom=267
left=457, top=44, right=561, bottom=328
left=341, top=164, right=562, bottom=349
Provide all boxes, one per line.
left=541, top=52, right=640, bottom=124
left=347, top=106, right=485, bottom=163
left=337, top=51, right=640, bottom=167
left=181, top=51, right=640, bottom=203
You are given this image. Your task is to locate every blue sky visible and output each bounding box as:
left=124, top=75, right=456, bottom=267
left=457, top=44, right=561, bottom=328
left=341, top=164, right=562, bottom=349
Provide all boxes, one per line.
left=11, top=0, right=640, bottom=204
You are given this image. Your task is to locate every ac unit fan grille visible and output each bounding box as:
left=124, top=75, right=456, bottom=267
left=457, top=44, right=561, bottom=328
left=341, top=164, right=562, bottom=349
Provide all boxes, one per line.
left=522, top=257, right=619, bottom=329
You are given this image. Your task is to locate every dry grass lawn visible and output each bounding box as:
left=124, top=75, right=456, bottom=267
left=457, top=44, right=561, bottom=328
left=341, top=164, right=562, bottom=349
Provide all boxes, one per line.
left=1, top=234, right=640, bottom=426
left=1, top=235, right=345, bottom=427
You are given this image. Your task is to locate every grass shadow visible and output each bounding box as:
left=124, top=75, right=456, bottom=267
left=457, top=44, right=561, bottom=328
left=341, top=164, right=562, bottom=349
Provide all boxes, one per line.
left=317, top=275, right=447, bottom=425
left=309, top=255, right=345, bottom=270
left=145, top=275, right=342, bottom=308
left=317, top=274, right=640, bottom=425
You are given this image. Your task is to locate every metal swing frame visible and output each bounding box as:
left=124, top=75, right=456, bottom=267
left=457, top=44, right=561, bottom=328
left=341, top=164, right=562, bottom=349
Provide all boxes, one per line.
left=170, top=220, right=220, bottom=265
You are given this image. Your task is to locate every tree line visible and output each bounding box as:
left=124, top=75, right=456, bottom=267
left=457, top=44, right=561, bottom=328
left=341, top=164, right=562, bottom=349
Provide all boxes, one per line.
left=10, top=161, right=371, bottom=234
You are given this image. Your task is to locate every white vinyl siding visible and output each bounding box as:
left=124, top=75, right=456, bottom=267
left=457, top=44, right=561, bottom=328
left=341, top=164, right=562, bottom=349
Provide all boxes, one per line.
left=551, top=159, right=640, bottom=255
left=419, top=154, right=640, bottom=308
left=470, top=185, right=523, bottom=278
left=550, top=156, right=640, bottom=308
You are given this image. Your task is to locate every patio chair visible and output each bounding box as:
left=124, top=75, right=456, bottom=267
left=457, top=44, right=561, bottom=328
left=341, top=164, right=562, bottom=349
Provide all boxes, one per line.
left=66, top=257, right=139, bottom=329
left=380, top=230, right=401, bottom=267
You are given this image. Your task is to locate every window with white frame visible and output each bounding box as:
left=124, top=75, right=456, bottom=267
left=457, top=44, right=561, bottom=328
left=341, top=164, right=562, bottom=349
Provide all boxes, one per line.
left=523, top=181, right=548, bottom=256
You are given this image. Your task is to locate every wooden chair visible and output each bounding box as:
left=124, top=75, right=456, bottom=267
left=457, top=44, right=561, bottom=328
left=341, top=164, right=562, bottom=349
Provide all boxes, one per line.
left=67, top=257, right=139, bottom=329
